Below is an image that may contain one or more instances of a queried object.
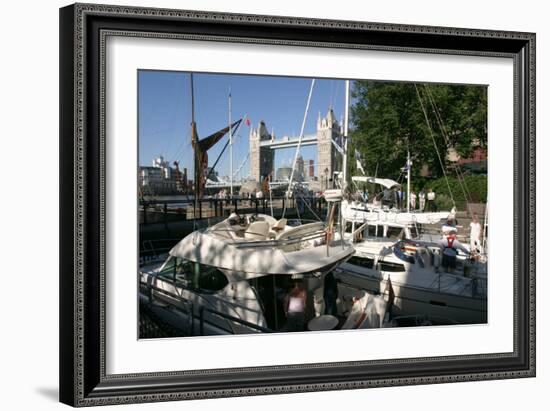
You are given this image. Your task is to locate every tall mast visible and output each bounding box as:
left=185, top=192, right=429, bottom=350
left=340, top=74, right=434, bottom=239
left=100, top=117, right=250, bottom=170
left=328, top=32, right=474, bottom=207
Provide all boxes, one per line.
left=190, top=74, right=196, bottom=127
left=342, top=80, right=350, bottom=193
left=190, top=73, right=199, bottom=202
left=228, top=87, right=234, bottom=198
left=406, top=149, right=411, bottom=212
left=340, top=80, right=351, bottom=250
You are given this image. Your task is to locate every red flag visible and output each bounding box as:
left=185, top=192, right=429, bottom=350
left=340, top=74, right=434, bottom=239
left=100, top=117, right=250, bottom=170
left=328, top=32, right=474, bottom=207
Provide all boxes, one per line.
left=245, top=118, right=251, bottom=126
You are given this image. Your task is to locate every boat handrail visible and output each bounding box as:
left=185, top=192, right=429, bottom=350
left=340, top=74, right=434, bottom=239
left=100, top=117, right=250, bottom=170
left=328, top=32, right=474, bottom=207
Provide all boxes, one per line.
left=143, top=280, right=274, bottom=334
left=203, top=227, right=329, bottom=249
left=234, top=231, right=328, bottom=249
left=140, top=238, right=180, bottom=265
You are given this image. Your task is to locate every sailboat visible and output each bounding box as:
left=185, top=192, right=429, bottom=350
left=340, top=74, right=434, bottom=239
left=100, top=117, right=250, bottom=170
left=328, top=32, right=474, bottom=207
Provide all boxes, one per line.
left=334, top=82, right=487, bottom=325
left=341, top=149, right=456, bottom=239
left=342, top=176, right=454, bottom=228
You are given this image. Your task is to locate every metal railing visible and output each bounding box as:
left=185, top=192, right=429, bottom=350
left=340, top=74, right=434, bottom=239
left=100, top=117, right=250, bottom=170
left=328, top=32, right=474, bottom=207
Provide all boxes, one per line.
left=142, top=279, right=274, bottom=336
left=140, top=196, right=327, bottom=224
left=205, top=222, right=328, bottom=249
left=139, top=238, right=181, bottom=264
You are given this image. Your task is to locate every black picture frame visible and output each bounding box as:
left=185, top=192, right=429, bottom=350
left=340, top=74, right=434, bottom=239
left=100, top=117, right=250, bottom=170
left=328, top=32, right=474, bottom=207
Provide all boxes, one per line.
left=59, top=3, right=536, bottom=407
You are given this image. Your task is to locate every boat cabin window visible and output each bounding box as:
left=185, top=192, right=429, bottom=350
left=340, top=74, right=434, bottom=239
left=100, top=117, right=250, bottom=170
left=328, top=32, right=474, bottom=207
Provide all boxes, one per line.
left=157, top=257, right=228, bottom=293
left=379, top=261, right=406, bottom=272
left=195, top=265, right=229, bottom=293
left=386, top=227, right=405, bottom=240
left=158, top=256, right=192, bottom=282
left=366, top=225, right=379, bottom=237
left=352, top=225, right=406, bottom=240
left=345, top=221, right=353, bottom=233
left=348, top=256, right=375, bottom=269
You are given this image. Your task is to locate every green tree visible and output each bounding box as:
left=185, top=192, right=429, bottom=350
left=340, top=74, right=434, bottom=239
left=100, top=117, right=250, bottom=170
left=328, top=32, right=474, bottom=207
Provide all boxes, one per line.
left=349, top=81, right=487, bottom=186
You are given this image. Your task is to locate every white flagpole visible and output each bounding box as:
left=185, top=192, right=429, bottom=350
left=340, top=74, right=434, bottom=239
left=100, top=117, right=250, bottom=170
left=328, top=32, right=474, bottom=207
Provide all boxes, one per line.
left=341, top=80, right=351, bottom=250
left=343, top=80, right=350, bottom=193
left=407, top=149, right=411, bottom=212
left=229, top=87, right=233, bottom=198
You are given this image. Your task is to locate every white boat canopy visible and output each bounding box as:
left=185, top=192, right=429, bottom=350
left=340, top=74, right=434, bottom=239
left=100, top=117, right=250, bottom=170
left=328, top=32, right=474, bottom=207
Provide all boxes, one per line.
left=351, top=176, right=401, bottom=190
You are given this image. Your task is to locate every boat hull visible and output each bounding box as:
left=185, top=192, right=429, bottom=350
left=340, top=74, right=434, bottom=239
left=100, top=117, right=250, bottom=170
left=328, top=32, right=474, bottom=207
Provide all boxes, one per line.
left=335, top=265, right=487, bottom=324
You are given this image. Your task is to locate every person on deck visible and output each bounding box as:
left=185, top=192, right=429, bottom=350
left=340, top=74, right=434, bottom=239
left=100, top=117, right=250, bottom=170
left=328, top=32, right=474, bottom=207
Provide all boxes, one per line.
left=427, top=189, right=436, bottom=211
left=438, top=231, right=469, bottom=272
left=410, top=191, right=417, bottom=210
left=382, top=188, right=390, bottom=207
left=363, top=189, right=369, bottom=204
left=441, top=217, right=457, bottom=235
left=284, top=281, right=307, bottom=331
left=397, top=188, right=404, bottom=209
left=419, top=190, right=426, bottom=211
left=469, top=213, right=483, bottom=255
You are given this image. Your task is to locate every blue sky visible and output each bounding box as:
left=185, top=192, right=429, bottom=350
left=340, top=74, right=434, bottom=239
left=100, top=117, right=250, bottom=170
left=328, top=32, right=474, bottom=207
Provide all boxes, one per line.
left=138, top=71, right=350, bottom=178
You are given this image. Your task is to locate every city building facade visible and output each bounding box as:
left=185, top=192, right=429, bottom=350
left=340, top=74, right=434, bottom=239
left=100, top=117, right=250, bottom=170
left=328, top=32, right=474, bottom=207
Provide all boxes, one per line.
left=139, top=155, right=187, bottom=195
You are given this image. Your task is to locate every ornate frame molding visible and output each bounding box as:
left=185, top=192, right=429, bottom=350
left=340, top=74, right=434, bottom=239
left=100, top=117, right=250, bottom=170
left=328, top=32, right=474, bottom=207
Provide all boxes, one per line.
left=60, top=3, right=535, bottom=407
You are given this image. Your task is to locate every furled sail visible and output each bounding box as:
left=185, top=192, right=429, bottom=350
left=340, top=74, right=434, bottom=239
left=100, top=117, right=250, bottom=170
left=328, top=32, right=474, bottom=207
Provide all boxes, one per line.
left=192, top=119, right=242, bottom=197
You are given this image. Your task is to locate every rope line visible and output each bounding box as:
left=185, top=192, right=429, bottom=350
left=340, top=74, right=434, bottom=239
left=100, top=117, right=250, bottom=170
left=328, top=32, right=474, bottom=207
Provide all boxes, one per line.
left=283, top=78, right=316, bottom=218
left=423, top=85, right=475, bottom=215
left=414, top=84, right=456, bottom=208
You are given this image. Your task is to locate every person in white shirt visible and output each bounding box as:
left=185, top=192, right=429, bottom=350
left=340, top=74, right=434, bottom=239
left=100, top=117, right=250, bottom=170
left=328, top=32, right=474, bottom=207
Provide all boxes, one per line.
left=441, top=217, right=457, bottom=235
left=469, top=213, right=483, bottom=254
left=427, top=189, right=436, bottom=211
left=438, top=232, right=469, bottom=272
left=284, top=281, right=307, bottom=331
left=418, top=190, right=426, bottom=211
left=410, top=191, right=417, bottom=210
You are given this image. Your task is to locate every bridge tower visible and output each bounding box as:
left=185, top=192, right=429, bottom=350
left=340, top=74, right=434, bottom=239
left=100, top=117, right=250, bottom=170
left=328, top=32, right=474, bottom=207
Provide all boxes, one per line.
left=249, top=121, right=275, bottom=182
left=249, top=109, right=342, bottom=185
left=317, top=108, right=342, bottom=187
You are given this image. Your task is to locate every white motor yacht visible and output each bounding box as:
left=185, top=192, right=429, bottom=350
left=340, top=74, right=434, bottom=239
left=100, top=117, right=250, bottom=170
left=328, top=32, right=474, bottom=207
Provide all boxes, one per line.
left=139, top=209, right=360, bottom=336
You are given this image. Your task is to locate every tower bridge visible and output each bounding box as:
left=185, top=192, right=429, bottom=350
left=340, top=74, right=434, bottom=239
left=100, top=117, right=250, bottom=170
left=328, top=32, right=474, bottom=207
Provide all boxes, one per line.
left=249, top=108, right=343, bottom=183
left=259, top=134, right=318, bottom=149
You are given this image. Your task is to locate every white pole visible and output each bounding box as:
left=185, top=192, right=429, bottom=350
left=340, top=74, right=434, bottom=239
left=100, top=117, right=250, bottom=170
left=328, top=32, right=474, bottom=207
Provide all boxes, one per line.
left=229, top=87, right=233, bottom=198
left=341, top=80, right=350, bottom=249
left=284, top=79, right=315, bottom=202
left=407, top=149, right=411, bottom=212
left=343, top=80, right=350, bottom=193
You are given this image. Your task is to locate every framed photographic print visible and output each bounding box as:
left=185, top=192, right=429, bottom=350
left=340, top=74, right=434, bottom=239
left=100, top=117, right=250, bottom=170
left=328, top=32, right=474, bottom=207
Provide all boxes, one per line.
left=59, top=3, right=535, bottom=407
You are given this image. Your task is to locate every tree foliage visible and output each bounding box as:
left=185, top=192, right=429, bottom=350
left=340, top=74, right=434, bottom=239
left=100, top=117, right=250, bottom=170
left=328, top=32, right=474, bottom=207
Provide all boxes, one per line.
left=349, top=81, right=487, bottom=185
left=424, top=175, right=487, bottom=210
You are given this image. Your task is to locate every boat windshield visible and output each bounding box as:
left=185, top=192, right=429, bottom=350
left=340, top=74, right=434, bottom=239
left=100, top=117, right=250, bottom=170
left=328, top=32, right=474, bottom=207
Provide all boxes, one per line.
left=346, top=222, right=407, bottom=241
left=158, top=256, right=229, bottom=293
